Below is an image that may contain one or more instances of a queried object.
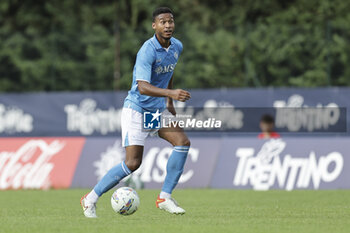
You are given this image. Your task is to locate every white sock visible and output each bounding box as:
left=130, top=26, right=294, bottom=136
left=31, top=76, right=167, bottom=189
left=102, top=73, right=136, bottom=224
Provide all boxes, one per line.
left=159, top=191, right=171, bottom=199
left=85, top=190, right=99, bottom=204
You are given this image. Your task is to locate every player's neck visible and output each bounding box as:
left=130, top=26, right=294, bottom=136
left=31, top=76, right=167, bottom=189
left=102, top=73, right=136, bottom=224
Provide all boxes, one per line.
left=155, top=34, right=171, bottom=48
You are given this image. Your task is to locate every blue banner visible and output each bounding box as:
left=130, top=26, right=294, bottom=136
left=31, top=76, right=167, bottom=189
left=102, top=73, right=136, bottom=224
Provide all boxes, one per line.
left=0, top=88, right=349, bottom=136
left=68, top=137, right=350, bottom=190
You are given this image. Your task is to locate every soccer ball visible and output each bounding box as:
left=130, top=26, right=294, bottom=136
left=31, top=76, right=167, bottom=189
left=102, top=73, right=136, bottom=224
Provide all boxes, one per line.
left=111, top=187, right=140, bottom=215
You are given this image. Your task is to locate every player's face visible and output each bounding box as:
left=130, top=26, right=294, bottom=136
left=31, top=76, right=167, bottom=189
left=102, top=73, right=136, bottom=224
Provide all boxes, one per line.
left=152, top=13, right=175, bottom=40
left=260, top=122, right=274, bottom=133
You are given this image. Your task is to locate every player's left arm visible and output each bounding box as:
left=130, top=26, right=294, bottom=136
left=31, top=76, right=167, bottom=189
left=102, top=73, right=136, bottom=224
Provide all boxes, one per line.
left=167, top=75, right=176, bottom=116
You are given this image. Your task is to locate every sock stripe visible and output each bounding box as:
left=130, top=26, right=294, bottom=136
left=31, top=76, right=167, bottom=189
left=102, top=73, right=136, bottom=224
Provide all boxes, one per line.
left=121, top=161, right=131, bottom=175
left=94, top=161, right=132, bottom=196
left=174, top=149, right=189, bottom=153
left=173, top=147, right=189, bottom=153
left=174, top=146, right=190, bottom=151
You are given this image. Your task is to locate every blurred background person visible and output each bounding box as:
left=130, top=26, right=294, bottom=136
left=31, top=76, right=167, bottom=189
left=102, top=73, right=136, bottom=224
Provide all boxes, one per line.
left=258, top=114, right=280, bottom=139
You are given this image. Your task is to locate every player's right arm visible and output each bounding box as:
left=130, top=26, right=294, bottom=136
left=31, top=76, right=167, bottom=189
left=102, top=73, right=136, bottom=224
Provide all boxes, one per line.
left=138, top=81, right=190, bottom=102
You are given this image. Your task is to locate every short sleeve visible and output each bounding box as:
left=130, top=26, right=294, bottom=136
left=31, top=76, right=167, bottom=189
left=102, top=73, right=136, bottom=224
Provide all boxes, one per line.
left=178, top=40, right=183, bottom=54
left=171, top=38, right=183, bottom=55
left=135, top=43, right=155, bottom=83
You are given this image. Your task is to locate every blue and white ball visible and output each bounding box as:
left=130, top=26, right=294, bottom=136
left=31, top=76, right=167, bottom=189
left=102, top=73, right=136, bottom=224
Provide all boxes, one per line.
left=111, top=187, right=140, bottom=215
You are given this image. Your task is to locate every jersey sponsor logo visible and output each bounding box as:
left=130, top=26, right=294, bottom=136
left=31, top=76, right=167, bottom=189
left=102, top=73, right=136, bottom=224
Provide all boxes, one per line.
left=154, top=63, right=177, bottom=75
left=174, top=52, right=178, bottom=59
left=233, top=139, right=344, bottom=191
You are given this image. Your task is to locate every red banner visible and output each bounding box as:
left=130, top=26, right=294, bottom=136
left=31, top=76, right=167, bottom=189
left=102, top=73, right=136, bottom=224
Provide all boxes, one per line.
left=0, top=138, right=85, bottom=189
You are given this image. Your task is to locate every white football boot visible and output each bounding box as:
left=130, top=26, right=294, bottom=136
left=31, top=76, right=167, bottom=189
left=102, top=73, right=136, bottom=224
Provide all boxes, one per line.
left=80, top=194, right=97, bottom=218
left=156, top=195, right=186, bottom=214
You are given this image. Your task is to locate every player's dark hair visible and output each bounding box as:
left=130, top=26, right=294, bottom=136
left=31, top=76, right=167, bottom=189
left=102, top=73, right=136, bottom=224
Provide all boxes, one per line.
left=152, top=7, right=173, bottom=22
left=261, top=114, right=275, bottom=124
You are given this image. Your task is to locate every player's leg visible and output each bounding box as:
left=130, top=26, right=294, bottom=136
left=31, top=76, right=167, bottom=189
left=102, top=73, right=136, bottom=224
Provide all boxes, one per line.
left=158, top=125, right=190, bottom=196
left=156, top=125, right=190, bottom=214
left=81, top=146, right=143, bottom=218
left=91, top=145, right=143, bottom=198
left=81, top=108, right=146, bottom=218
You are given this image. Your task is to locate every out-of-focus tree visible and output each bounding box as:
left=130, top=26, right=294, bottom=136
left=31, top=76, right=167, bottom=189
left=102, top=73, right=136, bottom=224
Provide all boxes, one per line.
left=0, top=0, right=350, bottom=91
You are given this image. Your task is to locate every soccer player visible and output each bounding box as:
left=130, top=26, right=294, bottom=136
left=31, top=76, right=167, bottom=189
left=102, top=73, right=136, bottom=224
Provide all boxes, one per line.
left=81, top=7, right=191, bottom=218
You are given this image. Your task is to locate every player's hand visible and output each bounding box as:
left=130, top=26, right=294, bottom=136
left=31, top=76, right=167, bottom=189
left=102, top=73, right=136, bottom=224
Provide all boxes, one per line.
left=169, top=89, right=191, bottom=102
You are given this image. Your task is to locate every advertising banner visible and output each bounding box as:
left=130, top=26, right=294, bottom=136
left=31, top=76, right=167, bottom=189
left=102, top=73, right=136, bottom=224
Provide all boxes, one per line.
left=0, top=92, right=126, bottom=137
left=1, top=136, right=349, bottom=190
left=70, top=136, right=350, bottom=190
left=71, top=137, right=221, bottom=189
left=0, top=137, right=85, bottom=189
left=211, top=138, right=350, bottom=190
left=0, top=88, right=349, bottom=137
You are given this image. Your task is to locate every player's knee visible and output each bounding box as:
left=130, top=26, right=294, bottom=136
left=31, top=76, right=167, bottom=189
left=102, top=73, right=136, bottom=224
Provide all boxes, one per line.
left=175, top=137, right=190, bottom=147
left=125, top=159, right=142, bottom=172
left=183, top=138, right=190, bottom=147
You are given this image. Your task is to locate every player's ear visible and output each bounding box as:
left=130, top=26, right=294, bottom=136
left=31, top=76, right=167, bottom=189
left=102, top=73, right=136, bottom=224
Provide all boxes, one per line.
left=152, top=22, right=156, bottom=30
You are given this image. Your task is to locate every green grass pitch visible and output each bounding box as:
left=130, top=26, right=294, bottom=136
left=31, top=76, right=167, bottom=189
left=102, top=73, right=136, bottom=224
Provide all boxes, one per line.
left=0, top=189, right=349, bottom=233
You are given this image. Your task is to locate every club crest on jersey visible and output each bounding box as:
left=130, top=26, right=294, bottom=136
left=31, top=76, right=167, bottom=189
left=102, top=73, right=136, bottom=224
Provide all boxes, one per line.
left=154, top=63, right=177, bottom=75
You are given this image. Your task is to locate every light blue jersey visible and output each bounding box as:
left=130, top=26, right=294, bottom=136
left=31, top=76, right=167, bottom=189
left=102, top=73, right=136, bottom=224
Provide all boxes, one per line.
left=124, top=34, right=183, bottom=113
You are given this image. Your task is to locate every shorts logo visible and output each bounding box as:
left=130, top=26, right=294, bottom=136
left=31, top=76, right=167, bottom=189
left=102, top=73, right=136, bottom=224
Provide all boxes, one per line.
left=143, top=110, right=161, bottom=129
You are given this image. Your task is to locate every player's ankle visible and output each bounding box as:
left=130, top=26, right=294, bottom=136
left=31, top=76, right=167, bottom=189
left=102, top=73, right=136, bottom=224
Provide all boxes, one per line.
left=159, top=191, right=171, bottom=199
left=85, top=190, right=99, bottom=204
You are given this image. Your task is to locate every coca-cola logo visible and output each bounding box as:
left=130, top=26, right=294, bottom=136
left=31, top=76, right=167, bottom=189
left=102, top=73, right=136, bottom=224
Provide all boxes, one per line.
left=0, top=140, right=65, bottom=189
